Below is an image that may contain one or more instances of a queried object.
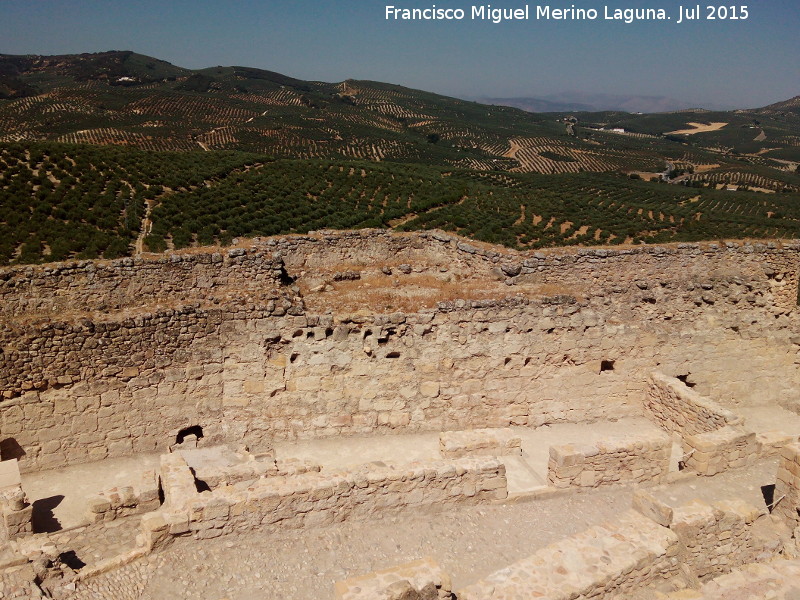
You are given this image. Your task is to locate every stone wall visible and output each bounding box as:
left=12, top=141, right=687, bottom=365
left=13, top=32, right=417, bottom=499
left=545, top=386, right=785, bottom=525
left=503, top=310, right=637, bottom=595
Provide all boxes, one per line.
left=457, top=510, right=682, bottom=600
left=682, top=426, right=759, bottom=476
left=774, top=443, right=800, bottom=530
left=150, top=457, right=507, bottom=542
left=547, top=431, right=672, bottom=488
left=2, top=232, right=800, bottom=473
left=670, top=498, right=784, bottom=580
left=0, top=247, right=290, bottom=320
left=644, top=373, right=743, bottom=436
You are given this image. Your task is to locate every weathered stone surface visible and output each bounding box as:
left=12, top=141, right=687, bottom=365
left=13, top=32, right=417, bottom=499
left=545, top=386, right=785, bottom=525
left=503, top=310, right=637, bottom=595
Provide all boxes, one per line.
left=439, top=428, right=521, bottom=459
left=334, top=557, right=451, bottom=600
left=645, top=372, right=743, bottom=437
left=458, top=511, right=681, bottom=600
left=0, top=233, right=797, bottom=473
left=548, top=431, right=671, bottom=488
left=683, top=426, right=758, bottom=476
left=632, top=489, right=674, bottom=527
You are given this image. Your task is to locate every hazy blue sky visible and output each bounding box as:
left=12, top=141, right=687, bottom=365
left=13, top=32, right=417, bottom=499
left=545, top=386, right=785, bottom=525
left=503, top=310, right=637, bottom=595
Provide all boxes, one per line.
left=1, top=0, right=797, bottom=108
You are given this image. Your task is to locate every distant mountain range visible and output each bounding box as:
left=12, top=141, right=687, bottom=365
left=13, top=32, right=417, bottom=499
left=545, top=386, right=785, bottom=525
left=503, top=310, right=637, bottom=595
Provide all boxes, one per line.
left=475, top=92, right=731, bottom=114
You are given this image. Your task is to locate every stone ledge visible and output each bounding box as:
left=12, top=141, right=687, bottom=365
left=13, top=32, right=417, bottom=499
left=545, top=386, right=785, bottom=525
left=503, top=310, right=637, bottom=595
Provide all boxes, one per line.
left=334, top=557, right=451, bottom=600
left=457, top=510, right=680, bottom=600
left=548, top=430, right=672, bottom=488
left=683, top=426, right=758, bottom=476
left=439, top=428, right=522, bottom=459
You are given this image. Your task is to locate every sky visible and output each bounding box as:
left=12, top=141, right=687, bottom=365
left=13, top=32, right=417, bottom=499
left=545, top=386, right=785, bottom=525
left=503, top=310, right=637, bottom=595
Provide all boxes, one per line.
left=0, top=0, right=797, bottom=109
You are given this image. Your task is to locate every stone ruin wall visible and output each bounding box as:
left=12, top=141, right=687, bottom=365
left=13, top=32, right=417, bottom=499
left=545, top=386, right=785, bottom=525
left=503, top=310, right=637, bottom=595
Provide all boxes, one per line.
left=1, top=231, right=800, bottom=473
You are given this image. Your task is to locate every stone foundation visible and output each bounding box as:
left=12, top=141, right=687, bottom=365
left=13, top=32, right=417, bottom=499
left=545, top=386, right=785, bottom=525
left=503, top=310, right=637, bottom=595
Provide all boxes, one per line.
left=683, top=426, right=759, bottom=476
left=457, top=510, right=682, bottom=600
left=547, top=431, right=672, bottom=488
left=84, top=469, right=160, bottom=523
left=645, top=372, right=743, bottom=436
left=147, top=457, right=508, bottom=543
left=671, top=498, right=786, bottom=580
left=439, top=428, right=521, bottom=459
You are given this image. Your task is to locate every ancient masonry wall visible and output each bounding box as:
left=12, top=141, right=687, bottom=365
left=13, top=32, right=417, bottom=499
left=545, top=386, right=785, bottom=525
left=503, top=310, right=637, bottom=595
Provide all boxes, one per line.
left=682, top=426, right=759, bottom=476
left=147, top=456, right=507, bottom=542
left=670, top=498, right=778, bottom=581
left=2, top=232, right=800, bottom=472
left=547, top=431, right=671, bottom=488
left=457, top=510, right=682, bottom=600
left=644, top=373, right=743, bottom=436
left=774, top=443, right=800, bottom=530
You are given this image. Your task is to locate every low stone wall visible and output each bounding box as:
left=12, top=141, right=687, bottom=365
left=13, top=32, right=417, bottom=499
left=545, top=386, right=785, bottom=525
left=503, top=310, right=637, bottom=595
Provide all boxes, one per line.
left=645, top=372, right=743, bottom=436
left=457, top=510, right=681, bottom=600
left=196, top=457, right=320, bottom=490
left=178, top=445, right=319, bottom=491
left=683, top=426, right=758, bottom=476
left=547, top=431, right=672, bottom=488
left=439, top=428, right=521, bottom=459
left=774, top=443, right=800, bottom=530
left=84, top=469, right=160, bottom=523
left=334, top=557, right=451, bottom=600
left=671, top=498, right=783, bottom=580
left=756, top=431, right=800, bottom=457
left=662, top=558, right=800, bottom=600
left=148, top=457, right=507, bottom=543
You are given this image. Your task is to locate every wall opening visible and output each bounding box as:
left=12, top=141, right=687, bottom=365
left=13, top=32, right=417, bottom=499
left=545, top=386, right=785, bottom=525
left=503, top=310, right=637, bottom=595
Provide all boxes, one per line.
left=600, top=360, right=615, bottom=373
left=278, top=265, right=295, bottom=286
left=762, top=484, right=776, bottom=512
left=386, top=351, right=401, bottom=359
left=176, top=425, right=204, bottom=445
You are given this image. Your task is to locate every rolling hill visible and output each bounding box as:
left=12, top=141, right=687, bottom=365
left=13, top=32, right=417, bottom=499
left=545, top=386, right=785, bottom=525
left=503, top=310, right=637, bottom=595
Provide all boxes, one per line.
left=0, top=51, right=797, bottom=187
left=0, top=51, right=798, bottom=265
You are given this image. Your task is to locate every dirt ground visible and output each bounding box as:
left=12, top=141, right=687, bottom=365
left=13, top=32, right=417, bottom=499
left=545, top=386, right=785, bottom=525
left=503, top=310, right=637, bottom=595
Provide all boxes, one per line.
left=666, top=122, right=728, bottom=135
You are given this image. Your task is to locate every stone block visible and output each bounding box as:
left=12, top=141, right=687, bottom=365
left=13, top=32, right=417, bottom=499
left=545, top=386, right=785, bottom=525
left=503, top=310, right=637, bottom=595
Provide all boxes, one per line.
left=0, top=460, right=22, bottom=489
left=439, top=428, right=522, bottom=459
left=632, top=490, right=674, bottom=528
